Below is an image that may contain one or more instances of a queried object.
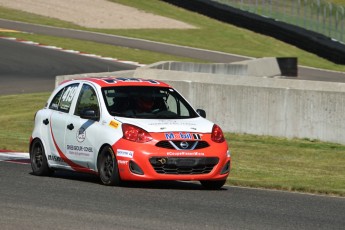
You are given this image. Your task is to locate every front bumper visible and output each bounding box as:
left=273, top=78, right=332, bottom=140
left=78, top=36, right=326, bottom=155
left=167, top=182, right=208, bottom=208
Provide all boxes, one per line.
left=113, top=134, right=230, bottom=181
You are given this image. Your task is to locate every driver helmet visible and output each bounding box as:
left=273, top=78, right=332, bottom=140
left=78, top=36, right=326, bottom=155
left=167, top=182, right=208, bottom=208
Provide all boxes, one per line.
left=136, top=96, right=154, bottom=112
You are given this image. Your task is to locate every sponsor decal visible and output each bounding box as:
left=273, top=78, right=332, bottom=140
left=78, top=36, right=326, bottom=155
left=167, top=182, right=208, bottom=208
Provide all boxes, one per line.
left=167, top=152, right=205, bottom=156
left=116, top=78, right=159, bottom=84
left=193, top=134, right=201, bottom=140
left=165, top=132, right=201, bottom=140
left=76, top=127, right=86, bottom=143
left=66, top=145, right=93, bottom=157
left=51, top=103, right=58, bottom=110
left=109, top=120, right=120, bottom=129
left=117, top=160, right=129, bottom=165
left=149, top=121, right=197, bottom=126
left=117, top=149, right=134, bottom=158
left=49, top=117, right=96, bottom=174
left=48, top=155, right=64, bottom=162
left=102, top=78, right=159, bottom=84
left=102, top=78, right=117, bottom=84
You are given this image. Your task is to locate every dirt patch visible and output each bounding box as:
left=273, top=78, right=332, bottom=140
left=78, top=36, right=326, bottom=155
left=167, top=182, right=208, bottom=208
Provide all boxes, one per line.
left=0, top=0, right=196, bottom=29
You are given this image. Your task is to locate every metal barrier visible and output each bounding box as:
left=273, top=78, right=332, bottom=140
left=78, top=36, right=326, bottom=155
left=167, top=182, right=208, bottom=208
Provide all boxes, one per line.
left=211, top=0, right=345, bottom=44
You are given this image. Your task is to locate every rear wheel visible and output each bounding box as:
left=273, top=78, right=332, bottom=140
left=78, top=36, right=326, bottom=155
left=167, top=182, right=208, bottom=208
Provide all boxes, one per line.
left=97, top=146, right=121, bottom=186
left=30, top=139, right=53, bottom=176
left=200, top=179, right=226, bottom=190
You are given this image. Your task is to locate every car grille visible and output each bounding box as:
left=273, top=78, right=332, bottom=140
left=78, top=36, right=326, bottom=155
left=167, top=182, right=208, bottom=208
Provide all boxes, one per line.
left=155, top=141, right=210, bottom=150
left=149, top=157, right=219, bottom=175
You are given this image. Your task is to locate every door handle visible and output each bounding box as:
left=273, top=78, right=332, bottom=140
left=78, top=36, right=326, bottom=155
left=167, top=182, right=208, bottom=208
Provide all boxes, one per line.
left=43, top=119, right=49, bottom=125
left=67, top=123, right=74, bottom=130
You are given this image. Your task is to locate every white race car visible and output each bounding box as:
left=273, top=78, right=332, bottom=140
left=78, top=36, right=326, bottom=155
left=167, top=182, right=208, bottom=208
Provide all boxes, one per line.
left=30, top=77, right=231, bottom=189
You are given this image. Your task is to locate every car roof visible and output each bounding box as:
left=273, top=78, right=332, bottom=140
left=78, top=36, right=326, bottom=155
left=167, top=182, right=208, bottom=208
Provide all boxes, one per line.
left=61, top=77, right=172, bottom=88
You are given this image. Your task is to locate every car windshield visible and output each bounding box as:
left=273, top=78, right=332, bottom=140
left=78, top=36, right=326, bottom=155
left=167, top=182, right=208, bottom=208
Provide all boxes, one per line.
left=102, top=86, right=199, bottom=119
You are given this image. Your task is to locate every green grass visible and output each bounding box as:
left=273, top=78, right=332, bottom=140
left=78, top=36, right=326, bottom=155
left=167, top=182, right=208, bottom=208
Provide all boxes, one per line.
left=332, top=0, right=345, bottom=5
left=222, top=0, right=345, bottom=42
left=1, top=1, right=345, bottom=71
left=229, top=133, right=345, bottom=196
left=0, top=93, right=49, bottom=152
left=0, top=93, right=344, bottom=196
left=0, top=32, right=202, bottom=64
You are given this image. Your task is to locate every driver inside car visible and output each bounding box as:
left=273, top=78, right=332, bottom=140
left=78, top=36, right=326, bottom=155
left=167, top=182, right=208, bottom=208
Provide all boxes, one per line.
left=135, top=96, right=154, bottom=113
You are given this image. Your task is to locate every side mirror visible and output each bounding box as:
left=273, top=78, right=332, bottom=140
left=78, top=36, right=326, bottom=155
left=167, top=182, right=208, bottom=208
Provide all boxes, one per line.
left=80, top=108, right=99, bottom=121
left=196, top=109, right=206, bottom=118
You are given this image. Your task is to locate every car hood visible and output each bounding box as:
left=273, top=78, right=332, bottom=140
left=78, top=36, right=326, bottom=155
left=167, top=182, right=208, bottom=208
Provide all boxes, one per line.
left=115, top=117, right=214, bottom=133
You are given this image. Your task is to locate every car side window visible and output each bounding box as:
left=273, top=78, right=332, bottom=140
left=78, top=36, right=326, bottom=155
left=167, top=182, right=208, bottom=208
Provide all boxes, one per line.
left=166, top=93, right=190, bottom=117
left=49, top=83, right=79, bottom=113
left=75, top=84, right=100, bottom=118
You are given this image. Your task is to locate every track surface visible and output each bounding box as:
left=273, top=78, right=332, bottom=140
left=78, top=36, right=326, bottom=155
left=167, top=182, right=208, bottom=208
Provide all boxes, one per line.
left=0, top=38, right=136, bottom=95
left=1, top=161, right=344, bottom=230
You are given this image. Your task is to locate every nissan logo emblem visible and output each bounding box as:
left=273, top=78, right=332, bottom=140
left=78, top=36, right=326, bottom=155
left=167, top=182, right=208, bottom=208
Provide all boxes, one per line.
left=180, top=141, right=189, bottom=149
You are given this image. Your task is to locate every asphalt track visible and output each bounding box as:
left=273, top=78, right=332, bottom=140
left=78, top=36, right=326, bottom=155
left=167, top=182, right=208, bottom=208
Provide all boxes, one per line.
left=0, top=37, right=136, bottom=95
left=1, top=160, right=344, bottom=230
left=1, top=19, right=345, bottom=83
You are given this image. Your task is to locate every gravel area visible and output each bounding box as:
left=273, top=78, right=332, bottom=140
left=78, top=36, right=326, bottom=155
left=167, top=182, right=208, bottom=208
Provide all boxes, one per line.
left=0, top=0, right=195, bottom=29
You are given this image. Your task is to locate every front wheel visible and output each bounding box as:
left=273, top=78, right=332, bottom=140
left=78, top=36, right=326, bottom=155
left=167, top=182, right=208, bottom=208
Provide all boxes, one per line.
left=200, top=179, right=226, bottom=190
left=97, top=146, right=121, bottom=186
left=30, top=139, right=53, bottom=176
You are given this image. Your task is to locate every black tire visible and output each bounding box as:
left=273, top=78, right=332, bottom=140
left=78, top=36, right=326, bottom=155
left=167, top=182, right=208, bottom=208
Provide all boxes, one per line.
left=200, top=179, right=226, bottom=190
left=97, top=146, right=121, bottom=186
left=30, top=139, right=53, bottom=176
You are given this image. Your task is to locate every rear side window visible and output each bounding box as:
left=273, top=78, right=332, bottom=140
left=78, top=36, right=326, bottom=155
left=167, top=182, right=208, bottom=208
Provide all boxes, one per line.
left=74, top=84, right=100, bottom=118
left=49, top=83, right=79, bottom=113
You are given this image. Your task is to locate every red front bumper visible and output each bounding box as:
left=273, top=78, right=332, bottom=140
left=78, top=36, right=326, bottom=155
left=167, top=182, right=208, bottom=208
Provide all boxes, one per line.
left=112, top=133, right=231, bottom=182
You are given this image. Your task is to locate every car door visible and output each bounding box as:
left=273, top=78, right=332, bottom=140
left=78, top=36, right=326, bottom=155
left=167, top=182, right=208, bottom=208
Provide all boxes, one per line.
left=47, top=83, right=80, bottom=167
left=64, top=83, right=101, bottom=171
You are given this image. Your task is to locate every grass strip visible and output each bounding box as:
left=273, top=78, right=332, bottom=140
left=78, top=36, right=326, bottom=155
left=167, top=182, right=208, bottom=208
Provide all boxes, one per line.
left=0, top=93, right=344, bottom=196
left=228, top=133, right=345, bottom=196
left=0, top=93, right=49, bottom=152
left=0, top=32, right=202, bottom=64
